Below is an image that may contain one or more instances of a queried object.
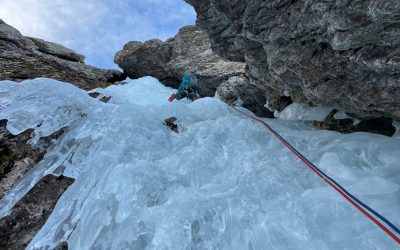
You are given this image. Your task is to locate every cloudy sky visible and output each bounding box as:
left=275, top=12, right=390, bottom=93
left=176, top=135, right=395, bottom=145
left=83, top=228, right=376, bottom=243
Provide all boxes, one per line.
left=0, top=0, right=196, bottom=69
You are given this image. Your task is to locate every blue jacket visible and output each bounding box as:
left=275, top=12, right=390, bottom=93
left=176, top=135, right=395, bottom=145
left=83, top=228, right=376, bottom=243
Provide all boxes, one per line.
left=177, top=73, right=191, bottom=94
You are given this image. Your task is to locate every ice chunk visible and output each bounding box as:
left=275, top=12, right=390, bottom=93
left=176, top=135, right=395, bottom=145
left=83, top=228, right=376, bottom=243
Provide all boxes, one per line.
left=276, top=103, right=332, bottom=121
left=0, top=78, right=95, bottom=143
left=393, top=122, right=400, bottom=139
left=334, top=111, right=350, bottom=120
left=283, top=90, right=290, bottom=97
left=348, top=177, right=400, bottom=195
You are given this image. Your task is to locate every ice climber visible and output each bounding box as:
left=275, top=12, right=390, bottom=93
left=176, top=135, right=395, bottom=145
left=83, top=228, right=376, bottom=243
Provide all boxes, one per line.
left=168, top=72, right=204, bottom=102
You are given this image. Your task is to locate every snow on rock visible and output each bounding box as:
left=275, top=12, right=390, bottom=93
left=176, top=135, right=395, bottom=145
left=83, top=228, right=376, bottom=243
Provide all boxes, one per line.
left=0, top=77, right=399, bottom=249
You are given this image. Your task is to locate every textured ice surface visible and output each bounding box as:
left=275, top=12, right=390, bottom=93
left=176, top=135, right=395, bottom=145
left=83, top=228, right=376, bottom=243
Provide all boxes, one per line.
left=0, top=78, right=399, bottom=249
left=394, top=122, right=400, bottom=139
left=276, top=103, right=332, bottom=121
left=334, top=111, right=350, bottom=120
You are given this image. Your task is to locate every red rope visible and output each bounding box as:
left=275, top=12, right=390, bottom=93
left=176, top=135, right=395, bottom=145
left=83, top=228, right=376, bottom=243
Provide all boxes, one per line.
left=232, top=106, right=400, bottom=245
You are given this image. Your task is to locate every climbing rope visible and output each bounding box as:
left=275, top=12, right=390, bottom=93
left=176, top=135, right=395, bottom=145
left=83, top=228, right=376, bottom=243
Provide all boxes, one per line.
left=231, top=106, right=400, bottom=245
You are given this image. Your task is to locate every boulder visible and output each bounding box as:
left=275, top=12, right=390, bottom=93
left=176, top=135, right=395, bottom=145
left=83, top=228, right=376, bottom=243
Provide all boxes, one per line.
left=115, top=25, right=245, bottom=96
left=163, top=117, right=179, bottom=133
left=0, top=19, right=126, bottom=90
left=0, top=119, right=66, bottom=199
left=115, top=25, right=278, bottom=115
left=28, top=37, right=85, bottom=63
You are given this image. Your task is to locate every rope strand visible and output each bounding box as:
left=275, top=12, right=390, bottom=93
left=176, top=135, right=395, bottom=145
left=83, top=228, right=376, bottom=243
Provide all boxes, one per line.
left=232, top=106, right=400, bottom=245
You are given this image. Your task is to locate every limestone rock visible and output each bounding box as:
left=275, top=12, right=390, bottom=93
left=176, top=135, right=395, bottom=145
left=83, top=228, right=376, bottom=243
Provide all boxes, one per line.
left=0, top=19, right=126, bottom=90
left=0, top=175, right=74, bottom=250
left=313, top=110, right=396, bottom=137
left=115, top=25, right=245, bottom=96
left=217, top=75, right=273, bottom=117
left=0, top=119, right=66, bottom=199
left=266, top=94, right=293, bottom=113
left=164, top=117, right=179, bottom=133
left=0, top=19, right=36, bottom=50
left=28, top=37, right=85, bottom=63
left=185, top=0, right=400, bottom=121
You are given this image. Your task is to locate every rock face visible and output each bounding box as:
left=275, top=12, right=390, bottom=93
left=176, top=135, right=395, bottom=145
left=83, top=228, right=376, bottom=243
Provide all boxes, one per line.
left=0, top=175, right=74, bottom=250
left=0, top=19, right=126, bottom=90
left=0, top=119, right=66, bottom=199
left=28, top=37, right=85, bottom=63
left=185, top=0, right=400, bottom=121
left=0, top=119, right=74, bottom=249
left=313, top=110, right=396, bottom=137
left=115, top=25, right=275, bottom=116
left=216, top=75, right=273, bottom=117
left=115, top=25, right=245, bottom=96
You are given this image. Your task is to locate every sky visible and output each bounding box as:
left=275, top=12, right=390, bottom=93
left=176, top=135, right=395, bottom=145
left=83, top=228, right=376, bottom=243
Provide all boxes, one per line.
left=0, top=0, right=196, bottom=69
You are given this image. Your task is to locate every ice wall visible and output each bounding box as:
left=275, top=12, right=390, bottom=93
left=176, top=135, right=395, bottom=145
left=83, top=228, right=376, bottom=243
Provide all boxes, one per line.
left=0, top=78, right=399, bottom=249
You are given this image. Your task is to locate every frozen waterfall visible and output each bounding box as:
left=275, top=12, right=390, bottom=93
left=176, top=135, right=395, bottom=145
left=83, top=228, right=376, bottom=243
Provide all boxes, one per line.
left=0, top=77, right=399, bottom=249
